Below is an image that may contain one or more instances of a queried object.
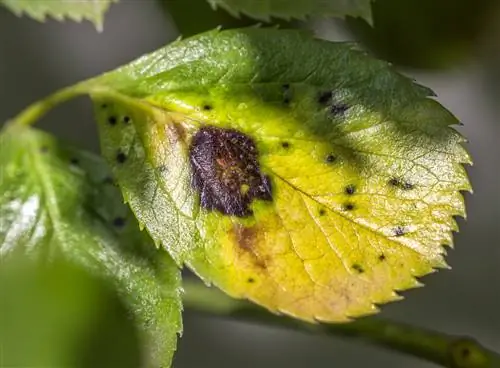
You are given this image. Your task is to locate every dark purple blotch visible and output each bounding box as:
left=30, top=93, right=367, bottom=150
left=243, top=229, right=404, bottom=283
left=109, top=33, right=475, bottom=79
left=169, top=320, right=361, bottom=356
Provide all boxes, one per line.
left=189, top=126, right=272, bottom=217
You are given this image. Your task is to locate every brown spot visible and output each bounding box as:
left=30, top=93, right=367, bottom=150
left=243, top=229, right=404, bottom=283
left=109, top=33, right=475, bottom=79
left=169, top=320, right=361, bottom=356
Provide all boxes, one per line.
left=234, top=224, right=257, bottom=252
left=232, top=224, right=267, bottom=269
left=378, top=254, right=386, bottom=262
left=247, top=277, right=255, bottom=283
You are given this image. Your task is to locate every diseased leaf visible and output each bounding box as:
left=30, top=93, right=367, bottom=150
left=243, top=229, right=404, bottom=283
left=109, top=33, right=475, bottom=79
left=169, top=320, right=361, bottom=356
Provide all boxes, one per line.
left=0, top=124, right=182, bottom=366
left=0, top=0, right=117, bottom=31
left=206, top=0, right=373, bottom=23
left=87, top=28, right=468, bottom=322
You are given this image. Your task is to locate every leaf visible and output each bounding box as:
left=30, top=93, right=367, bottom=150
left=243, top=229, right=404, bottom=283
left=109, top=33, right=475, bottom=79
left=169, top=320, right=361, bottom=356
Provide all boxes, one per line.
left=206, top=0, right=373, bottom=24
left=0, top=257, right=143, bottom=367
left=89, top=28, right=468, bottom=322
left=163, top=0, right=259, bottom=37
left=0, top=0, right=117, bottom=31
left=0, top=124, right=182, bottom=366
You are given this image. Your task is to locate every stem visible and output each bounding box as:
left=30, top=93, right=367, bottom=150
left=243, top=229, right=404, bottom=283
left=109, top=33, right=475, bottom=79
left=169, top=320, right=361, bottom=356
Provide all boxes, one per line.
left=7, top=82, right=94, bottom=128
left=182, top=280, right=500, bottom=368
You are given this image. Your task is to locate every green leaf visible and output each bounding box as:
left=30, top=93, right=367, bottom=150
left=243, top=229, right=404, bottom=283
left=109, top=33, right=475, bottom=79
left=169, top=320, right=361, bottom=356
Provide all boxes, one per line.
left=0, top=257, right=143, bottom=367
left=206, top=0, right=373, bottom=24
left=0, top=124, right=182, bottom=366
left=163, top=0, right=259, bottom=36
left=0, top=0, right=117, bottom=31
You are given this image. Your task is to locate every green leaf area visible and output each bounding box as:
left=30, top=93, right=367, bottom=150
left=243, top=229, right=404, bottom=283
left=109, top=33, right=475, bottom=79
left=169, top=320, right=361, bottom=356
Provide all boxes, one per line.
left=0, top=0, right=117, bottom=30
left=207, top=0, right=373, bottom=23
left=83, top=28, right=471, bottom=322
left=0, top=124, right=182, bottom=367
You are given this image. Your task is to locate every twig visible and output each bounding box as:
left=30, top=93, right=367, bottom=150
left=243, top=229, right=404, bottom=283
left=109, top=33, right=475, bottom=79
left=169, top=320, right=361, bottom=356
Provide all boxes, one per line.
left=182, top=280, right=500, bottom=368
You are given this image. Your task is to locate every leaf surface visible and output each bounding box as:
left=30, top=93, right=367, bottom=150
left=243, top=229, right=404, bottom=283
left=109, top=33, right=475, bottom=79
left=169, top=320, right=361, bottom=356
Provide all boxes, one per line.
left=0, top=0, right=117, bottom=30
left=206, top=0, right=373, bottom=23
left=0, top=124, right=182, bottom=366
left=87, top=28, right=471, bottom=322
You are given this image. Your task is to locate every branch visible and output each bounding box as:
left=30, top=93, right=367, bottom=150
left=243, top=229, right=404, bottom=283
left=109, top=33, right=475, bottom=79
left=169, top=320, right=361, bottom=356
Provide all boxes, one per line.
left=182, top=280, right=500, bottom=368
left=6, top=81, right=98, bottom=128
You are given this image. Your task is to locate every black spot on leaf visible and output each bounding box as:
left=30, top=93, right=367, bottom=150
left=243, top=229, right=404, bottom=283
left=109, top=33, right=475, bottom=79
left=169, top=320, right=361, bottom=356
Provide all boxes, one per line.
left=378, top=254, right=386, bottom=261
left=343, top=203, right=355, bottom=211
left=189, top=126, right=272, bottom=217
left=108, top=116, right=117, bottom=126
left=318, top=91, right=332, bottom=105
left=325, top=154, right=336, bottom=163
left=112, top=217, right=126, bottom=228
left=123, top=116, right=131, bottom=124
left=282, top=84, right=292, bottom=104
left=330, top=103, right=349, bottom=117
left=247, top=277, right=255, bottom=283
left=319, top=208, right=326, bottom=216
left=389, top=177, right=414, bottom=190
left=281, top=141, right=290, bottom=149
left=318, top=91, right=349, bottom=116
left=203, top=104, right=212, bottom=111
left=403, top=182, right=415, bottom=190
left=352, top=264, right=364, bottom=273
left=70, top=158, right=79, bottom=166
left=101, top=103, right=108, bottom=109
left=116, top=152, right=127, bottom=164
left=393, top=226, right=406, bottom=237
left=345, top=184, right=356, bottom=195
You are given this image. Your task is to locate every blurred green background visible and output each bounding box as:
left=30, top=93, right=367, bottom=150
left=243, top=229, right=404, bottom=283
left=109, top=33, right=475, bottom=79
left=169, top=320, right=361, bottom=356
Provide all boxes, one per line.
left=1, top=0, right=500, bottom=367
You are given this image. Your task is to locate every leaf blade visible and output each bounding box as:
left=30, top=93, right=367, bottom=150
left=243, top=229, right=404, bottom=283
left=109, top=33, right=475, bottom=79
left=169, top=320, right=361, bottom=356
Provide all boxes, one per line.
left=89, top=28, right=471, bottom=322
left=206, top=0, right=373, bottom=24
left=0, top=0, right=117, bottom=30
left=0, top=124, right=182, bottom=366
